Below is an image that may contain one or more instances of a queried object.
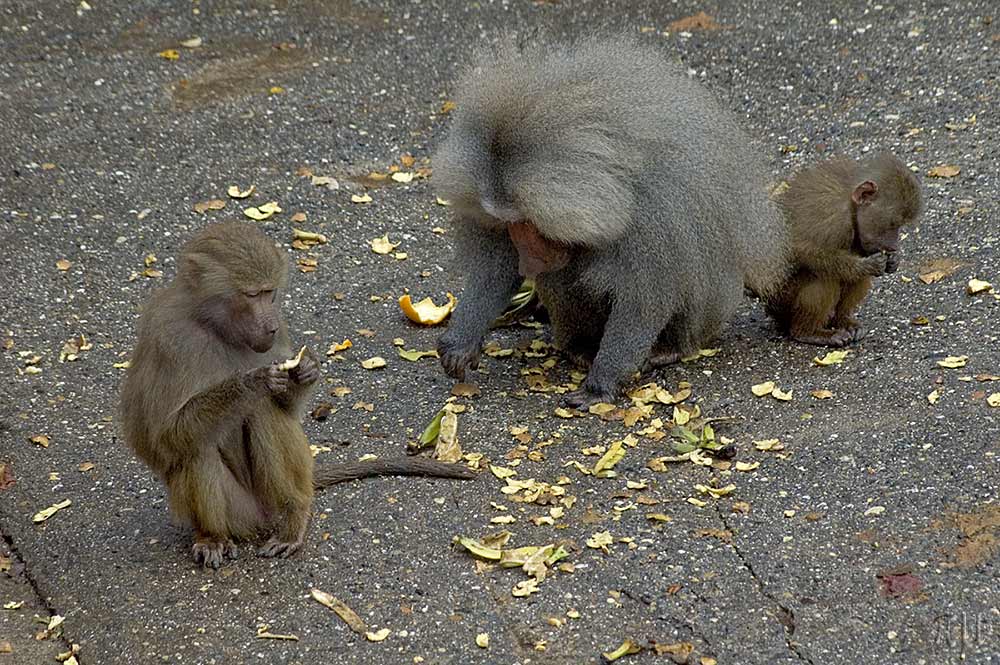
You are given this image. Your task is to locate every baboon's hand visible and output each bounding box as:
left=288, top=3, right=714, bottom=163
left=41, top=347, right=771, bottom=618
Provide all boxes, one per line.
left=883, top=251, right=900, bottom=274
left=289, top=348, right=320, bottom=386
left=248, top=365, right=290, bottom=395
left=860, top=252, right=889, bottom=277
left=437, top=333, right=481, bottom=381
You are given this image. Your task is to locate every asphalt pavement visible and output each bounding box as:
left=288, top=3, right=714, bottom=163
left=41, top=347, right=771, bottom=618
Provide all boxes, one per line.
left=0, top=1, right=998, bottom=664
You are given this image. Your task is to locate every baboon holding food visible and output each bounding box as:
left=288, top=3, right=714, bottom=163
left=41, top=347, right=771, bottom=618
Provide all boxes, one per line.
left=432, top=36, right=788, bottom=407
left=764, top=153, right=922, bottom=346
left=120, top=222, right=473, bottom=568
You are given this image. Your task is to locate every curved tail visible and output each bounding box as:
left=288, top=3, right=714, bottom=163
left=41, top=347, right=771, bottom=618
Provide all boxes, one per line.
left=313, top=457, right=476, bottom=489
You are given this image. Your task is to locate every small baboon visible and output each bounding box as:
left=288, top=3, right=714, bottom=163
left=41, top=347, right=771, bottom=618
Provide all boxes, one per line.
left=120, top=222, right=473, bottom=568
left=765, top=153, right=922, bottom=346
left=432, top=36, right=788, bottom=406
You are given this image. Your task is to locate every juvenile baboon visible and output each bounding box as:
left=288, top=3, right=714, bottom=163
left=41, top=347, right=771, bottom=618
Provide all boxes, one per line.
left=765, top=153, right=922, bottom=346
left=432, top=36, right=788, bottom=406
left=120, top=222, right=473, bottom=568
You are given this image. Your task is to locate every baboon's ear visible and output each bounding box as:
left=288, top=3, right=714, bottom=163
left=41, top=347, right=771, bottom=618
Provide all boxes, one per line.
left=851, top=180, right=878, bottom=206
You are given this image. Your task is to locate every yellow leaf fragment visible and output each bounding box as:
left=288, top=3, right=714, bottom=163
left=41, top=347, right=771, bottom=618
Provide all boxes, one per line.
left=179, top=36, right=203, bottom=48
left=754, top=439, right=784, bottom=451
left=227, top=184, right=255, bottom=198
left=269, top=86, right=285, bottom=95
left=292, top=228, right=328, bottom=245
left=927, top=164, right=960, bottom=178
left=193, top=199, right=225, bottom=214
left=592, top=440, right=625, bottom=477
left=586, top=531, right=613, bottom=552
left=157, top=49, right=180, bottom=60
left=986, top=393, right=1000, bottom=408
left=695, top=483, right=736, bottom=498
left=30, top=434, right=50, bottom=448
left=512, top=578, right=540, bottom=597
left=475, top=633, right=489, bottom=648
left=390, top=172, right=414, bottom=183
left=735, top=461, right=760, bottom=472
left=751, top=381, right=776, bottom=397
left=603, top=640, right=642, bottom=661
left=771, top=387, right=793, bottom=401
left=811, top=389, right=834, bottom=400
left=967, top=278, right=994, bottom=295
left=365, top=628, right=390, bottom=642
left=399, top=293, right=457, bottom=325
left=351, top=193, right=373, bottom=204
left=370, top=235, right=400, bottom=254
left=927, top=388, right=942, bottom=405
left=310, top=589, right=368, bottom=634
left=33, top=499, right=72, bottom=523
left=813, top=350, right=850, bottom=366
left=686, top=497, right=708, bottom=507
left=56, top=259, right=72, bottom=271
left=937, top=355, right=968, bottom=369
left=360, top=356, right=386, bottom=370
left=78, top=462, right=95, bottom=472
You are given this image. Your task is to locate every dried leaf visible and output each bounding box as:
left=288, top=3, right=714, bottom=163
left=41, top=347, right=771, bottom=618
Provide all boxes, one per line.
left=927, top=164, right=960, bottom=178
left=292, top=228, right=328, bottom=245
left=603, top=639, right=642, bottom=661
left=310, top=589, right=368, bottom=634
left=193, top=199, right=225, bottom=214
left=967, top=278, right=994, bottom=295
left=937, top=355, right=968, bottom=369
left=810, top=389, right=834, bottom=400
left=398, top=348, right=438, bottom=361
left=365, top=628, right=390, bottom=642
left=751, top=381, right=776, bottom=397
left=592, top=440, right=625, bottom=477
left=371, top=235, right=400, bottom=254
left=30, top=435, right=50, bottom=448
left=434, top=408, right=462, bottom=463
left=227, top=184, right=255, bottom=198
left=55, top=259, right=72, bottom=271
left=360, top=356, right=386, bottom=370
left=32, top=499, right=72, bottom=523
left=390, top=172, right=414, bottom=183
left=813, top=350, right=849, bottom=366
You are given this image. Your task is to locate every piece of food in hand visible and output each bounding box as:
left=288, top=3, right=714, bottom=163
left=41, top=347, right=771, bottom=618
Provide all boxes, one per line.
left=277, top=346, right=308, bottom=371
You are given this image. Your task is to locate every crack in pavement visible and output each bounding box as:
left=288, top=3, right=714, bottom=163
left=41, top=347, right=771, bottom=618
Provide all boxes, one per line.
left=0, top=525, right=81, bottom=664
left=715, top=506, right=815, bottom=665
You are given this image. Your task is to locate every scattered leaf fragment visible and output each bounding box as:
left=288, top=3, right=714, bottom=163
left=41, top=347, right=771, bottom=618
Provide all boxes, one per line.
left=56, top=259, right=72, bottom=271
left=440, top=100, right=457, bottom=114
left=292, top=228, right=328, bottom=245
left=754, top=439, right=784, bottom=451
left=864, top=506, right=886, bottom=517
left=351, top=193, right=373, bottom=204
left=735, top=461, right=759, bottom=472
left=365, top=628, right=390, bottom=642
left=810, top=389, right=834, bottom=400
left=986, top=393, right=1000, bottom=408
left=771, top=387, right=793, bottom=401
left=391, top=172, right=414, bottom=183
left=475, top=633, right=489, bottom=648
left=158, top=49, right=180, bottom=60
left=398, top=348, right=439, bottom=361
left=434, top=407, right=462, bottom=463
left=927, top=388, right=942, bottom=405
left=370, top=235, right=400, bottom=255
left=310, top=589, right=368, bottom=634
left=927, top=164, right=960, bottom=178
left=751, top=381, right=775, bottom=397
left=813, top=350, right=849, bottom=366
left=603, top=639, right=642, bottom=662
left=30, top=434, right=50, bottom=448
left=3, top=601, right=24, bottom=610
left=180, top=36, right=202, bottom=48
left=193, top=199, right=226, bottom=214
left=227, top=184, right=255, bottom=198
left=586, top=531, right=613, bottom=553
left=78, top=462, right=95, bottom=472
left=399, top=293, right=457, bottom=325
left=361, top=356, right=386, bottom=370
left=937, top=355, right=968, bottom=369
left=32, top=499, right=72, bottom=523
left=967, top=278, right=993, bottom=295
